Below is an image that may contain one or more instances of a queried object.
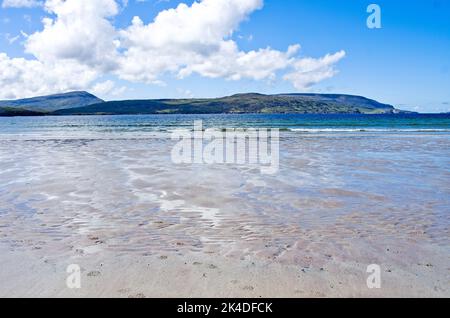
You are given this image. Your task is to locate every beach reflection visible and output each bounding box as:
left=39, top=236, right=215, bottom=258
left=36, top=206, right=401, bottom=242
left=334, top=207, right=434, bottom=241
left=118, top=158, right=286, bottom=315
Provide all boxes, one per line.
left=0, top=132, right=448, bottom=266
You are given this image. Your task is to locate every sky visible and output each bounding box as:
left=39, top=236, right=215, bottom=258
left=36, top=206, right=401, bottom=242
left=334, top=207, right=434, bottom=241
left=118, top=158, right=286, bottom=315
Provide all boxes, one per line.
left=0, top=0, right=449, bottom=113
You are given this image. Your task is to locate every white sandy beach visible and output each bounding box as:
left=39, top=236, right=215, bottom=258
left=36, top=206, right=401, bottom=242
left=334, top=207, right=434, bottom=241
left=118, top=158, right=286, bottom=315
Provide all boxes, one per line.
left=0, top=242, right=448, bottom=298
left=0, top=132, right=449, bottom=297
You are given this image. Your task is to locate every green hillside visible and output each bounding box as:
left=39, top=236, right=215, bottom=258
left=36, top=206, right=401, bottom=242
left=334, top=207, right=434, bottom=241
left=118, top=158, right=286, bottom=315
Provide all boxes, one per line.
left=54, top=93, right=400, bottom=115
left=0, top=91, right=103, bottom=113
left=0, top=91, right=407, bottom=116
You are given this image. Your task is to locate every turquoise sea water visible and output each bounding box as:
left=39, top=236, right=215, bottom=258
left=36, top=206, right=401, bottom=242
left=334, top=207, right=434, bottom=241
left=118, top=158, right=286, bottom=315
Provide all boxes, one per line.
left=0, top=114, right=449, bottom=137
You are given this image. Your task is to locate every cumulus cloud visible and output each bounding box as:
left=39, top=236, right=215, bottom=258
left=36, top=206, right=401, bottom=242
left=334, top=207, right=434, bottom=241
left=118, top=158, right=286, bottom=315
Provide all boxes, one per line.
left=122, top=0, right=263, bottom=49
left=0, top=53, right=97, bottom=99
left=25, top=0, right=119, bottom=71
left=91, top=79, right=127, bottom=98
left=0, top=0, right=345, bottom=99
left=284, top=51, right=346, bottom=90
left=117, top=0, right=269, bottom=82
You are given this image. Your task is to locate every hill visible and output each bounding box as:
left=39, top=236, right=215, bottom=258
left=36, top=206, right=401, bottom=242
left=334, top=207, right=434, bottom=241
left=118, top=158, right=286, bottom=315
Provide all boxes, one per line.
left=0, top=107, right=44, bottom=117
left=53, top=93, right=400, bottom=115
left=0, top=92, right=408, bottom=116
left=0, top=91, right=103, bottom=113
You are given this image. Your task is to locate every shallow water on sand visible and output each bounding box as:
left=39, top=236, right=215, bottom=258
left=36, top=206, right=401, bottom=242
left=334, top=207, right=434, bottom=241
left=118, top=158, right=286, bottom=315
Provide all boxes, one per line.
left=0, top=115, right=448, bottom=272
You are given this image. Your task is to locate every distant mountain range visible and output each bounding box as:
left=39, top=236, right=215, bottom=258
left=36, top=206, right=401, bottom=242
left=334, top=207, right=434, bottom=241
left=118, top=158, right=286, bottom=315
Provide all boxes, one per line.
left=0, top=91, right=103, bottom=114
left=0, top=91, right=410, bottom=116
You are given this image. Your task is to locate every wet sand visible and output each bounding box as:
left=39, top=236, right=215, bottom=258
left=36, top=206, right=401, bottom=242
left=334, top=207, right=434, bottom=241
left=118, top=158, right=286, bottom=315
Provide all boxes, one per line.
left=0, top=133, right=449, bottom=297
left=0, top=242, right=448, bottom=298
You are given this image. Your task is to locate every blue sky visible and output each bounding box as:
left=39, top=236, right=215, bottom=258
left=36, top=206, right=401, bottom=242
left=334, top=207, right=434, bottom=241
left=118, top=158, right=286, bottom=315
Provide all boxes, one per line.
left=0, top=0, right=449, bottom=113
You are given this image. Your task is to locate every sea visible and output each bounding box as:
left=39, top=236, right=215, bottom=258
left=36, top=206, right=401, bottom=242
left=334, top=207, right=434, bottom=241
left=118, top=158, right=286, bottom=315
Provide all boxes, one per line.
left=0, top=113, right=449, bottom=138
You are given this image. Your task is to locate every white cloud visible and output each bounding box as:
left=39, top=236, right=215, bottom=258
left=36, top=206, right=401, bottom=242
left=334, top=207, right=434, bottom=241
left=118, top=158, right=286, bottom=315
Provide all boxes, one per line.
left=117, top=0, right=269, bottom=82
left=0, top=53, right=97, bottom=99
left=118, top=0, right=344, bottom=86
left=91, top=79, right=127, bottom=99
left=0, top=0, right=346, bottom=99
left=121, top=0, right=263, bottom=49
left=284, top=51, right=346, bottom=90
left=25, top=0, right=119, bottom=71
left=92, top=80, right=116, bottom=96
left=176, top=42, right=300, bottom=81
left=2, top=0, right=42, bottom=8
